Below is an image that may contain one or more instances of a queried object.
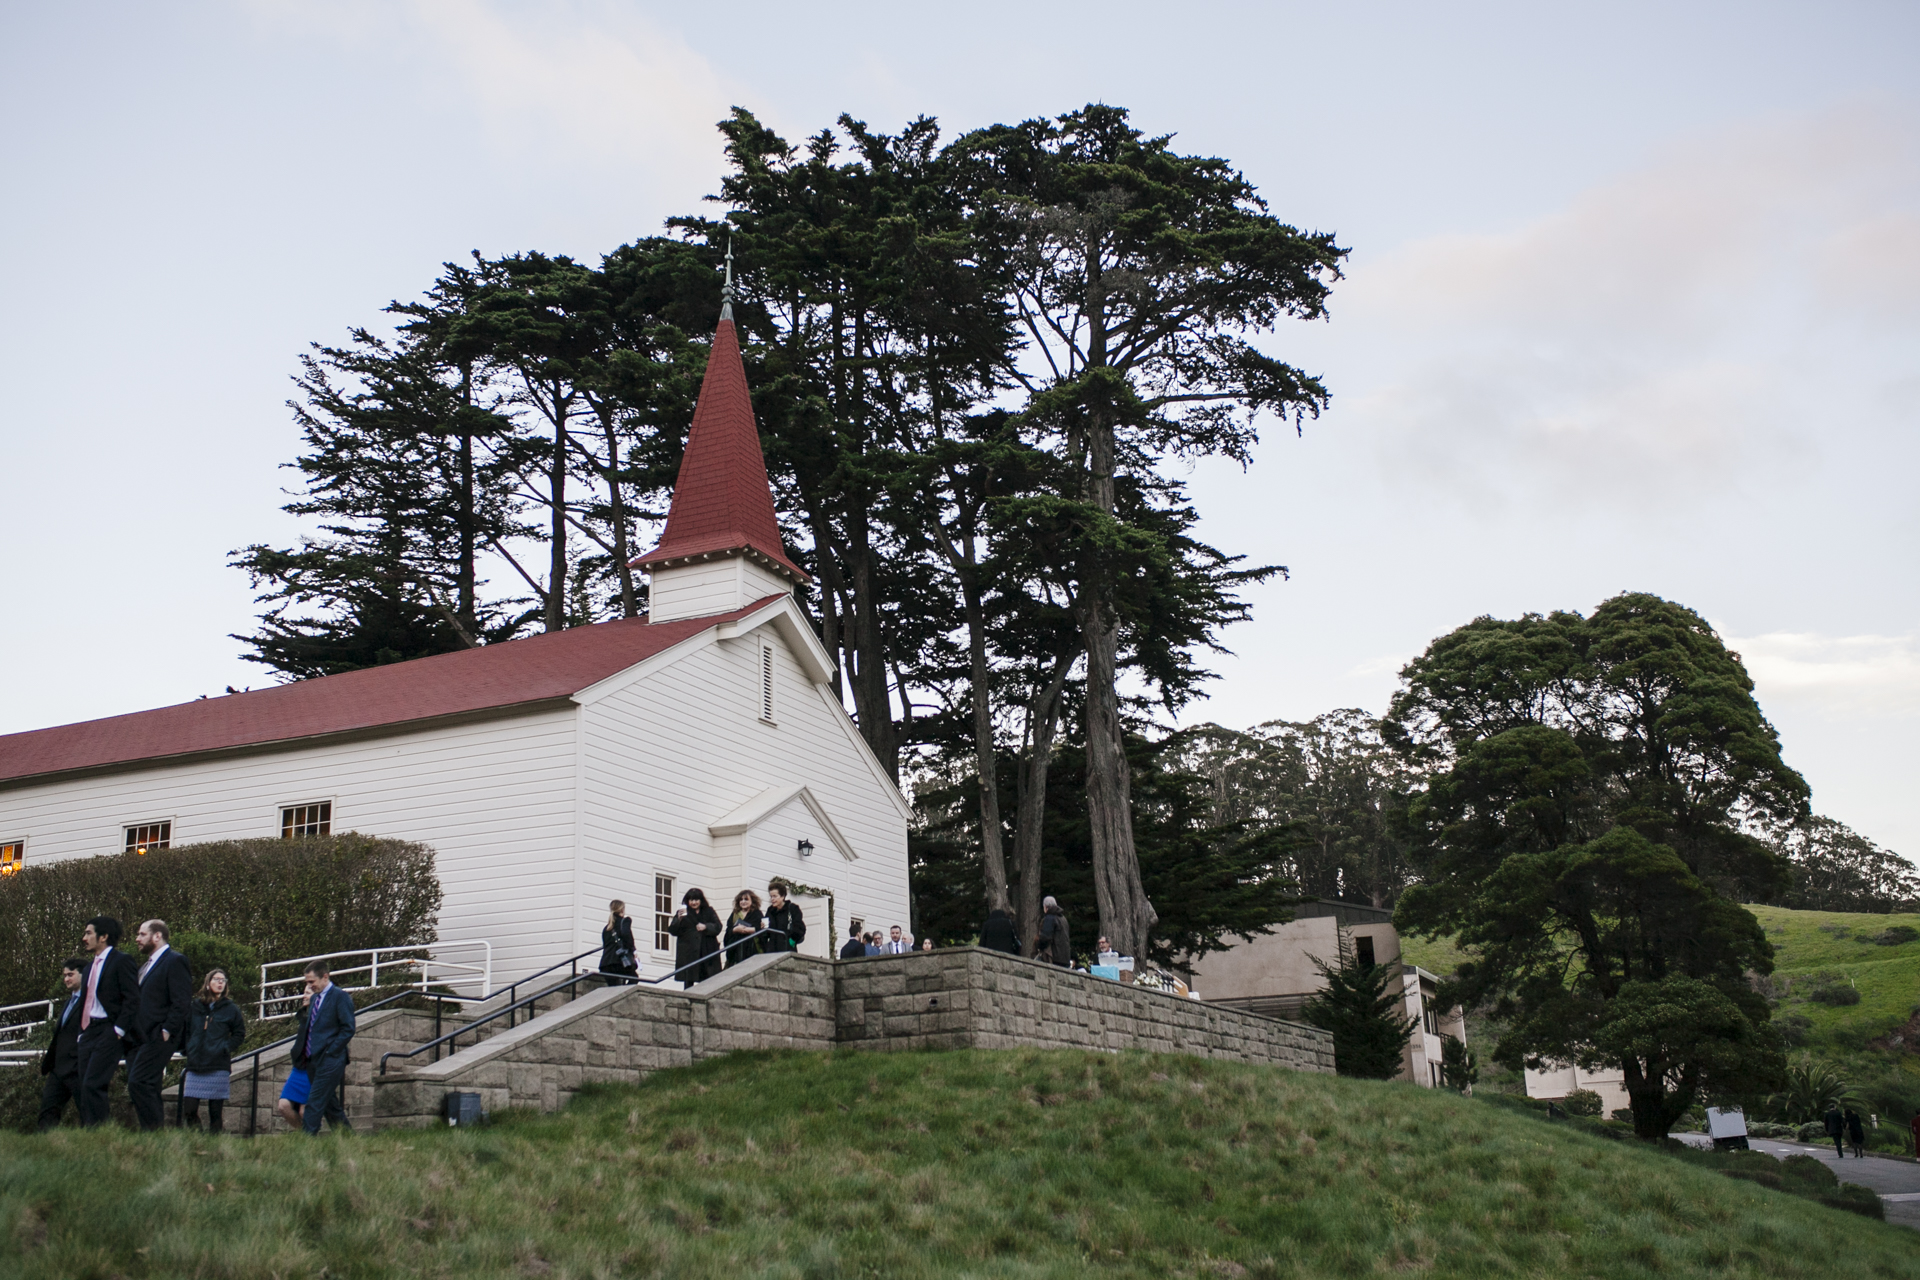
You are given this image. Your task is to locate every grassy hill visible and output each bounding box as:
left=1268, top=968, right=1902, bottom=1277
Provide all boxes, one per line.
left=4, top=1048, right=1915, bottom=1279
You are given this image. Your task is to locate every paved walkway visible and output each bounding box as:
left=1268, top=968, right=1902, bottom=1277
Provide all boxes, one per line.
left=1675, top=1132, right=1920, bottom=1230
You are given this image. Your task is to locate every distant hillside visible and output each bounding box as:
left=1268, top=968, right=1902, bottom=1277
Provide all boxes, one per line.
left=2, top=1049, right=1913, bottom=1277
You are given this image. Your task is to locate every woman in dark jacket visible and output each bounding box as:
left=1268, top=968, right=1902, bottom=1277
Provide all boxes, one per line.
left=667, top=888, right=723, bottom=987
left=180, top=969, right=246, bottom=1132
left=764, top=883, right=805, bottom=952
left=724, top=890, right=764, bottom=968
left=979, top=908, right=1021, bottom=956
left=599, top=900, right=638, bottom=984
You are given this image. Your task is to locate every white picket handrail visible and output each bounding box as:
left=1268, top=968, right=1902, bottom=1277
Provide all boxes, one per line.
left=0, top=999, right=54, bottom=1049
left=256, top=942, right=492, bottom=1021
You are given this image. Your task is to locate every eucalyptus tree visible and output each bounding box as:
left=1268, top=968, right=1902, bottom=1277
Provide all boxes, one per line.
left=950, top=104, right=1347, bottom=956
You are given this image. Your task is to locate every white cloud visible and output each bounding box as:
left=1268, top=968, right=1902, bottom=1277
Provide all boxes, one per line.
left=1726, top=631, right=1920, bottom=719
left=1339, top=103, right=1920, bottom=509
left=240, top=0, right=739, bottom=201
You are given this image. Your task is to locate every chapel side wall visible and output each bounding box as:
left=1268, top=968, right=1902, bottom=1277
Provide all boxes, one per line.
left=0, top=709, right=581, bottom=984
left=835, top=949, right=1335, bottom=1075
left=576, top=625, right=911, bottom=978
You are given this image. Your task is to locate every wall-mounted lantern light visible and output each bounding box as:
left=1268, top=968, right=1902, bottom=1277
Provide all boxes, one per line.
left=797, top=838, right=815, bottom=858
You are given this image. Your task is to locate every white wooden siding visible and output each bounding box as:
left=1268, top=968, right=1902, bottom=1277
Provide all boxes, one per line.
left=0, top=709, right=581, bottom=986
left=577, top=617, right=910, bottom=979
left=648, top=557, right=790, bottom=622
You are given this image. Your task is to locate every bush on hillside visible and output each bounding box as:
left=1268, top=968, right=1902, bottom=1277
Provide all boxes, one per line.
left=1562, top=1088, right=1604, bottom=1117
left=0, top=834, right=440, bottom=1006
left=1812, top=983, right=1862, bottom=1006
left=1872, top=925, right=1919, bottom=946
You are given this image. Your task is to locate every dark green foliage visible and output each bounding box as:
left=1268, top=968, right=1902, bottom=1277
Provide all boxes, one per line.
left=1763, top=816, right=1920, bottom=913
left=1669, top=1147, right=1884, bottom=1219
left=1874, top=925, right=1920, bottom=946
left=1440, top=1035, right=1478, bottom=1093
left=1302, top=959, right=1415, bottom=1080
left=1562, top=1088, right=1604, bottom=1117
left=1392, top=593, right=1806, bottom=1139
left=1811, top=983, right=1862, bottom=1006
left=166, top=932, right=261, bottom=1004
left=0, top=835, right=441, bottom=1007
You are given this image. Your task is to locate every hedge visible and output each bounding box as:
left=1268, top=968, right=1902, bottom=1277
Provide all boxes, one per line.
left=0, top=833, right=441, bottom=1007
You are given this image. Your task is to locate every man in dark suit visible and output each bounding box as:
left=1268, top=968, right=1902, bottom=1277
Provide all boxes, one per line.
left=75, top=915, right=140, bottom=1127
left=127, top=918, right=194, bottom=1131
left=296, top=959, right=356, bottom=1136
left=839, top=924, right=866, bottom=961
left=37, top=958, right=87, bottom=1130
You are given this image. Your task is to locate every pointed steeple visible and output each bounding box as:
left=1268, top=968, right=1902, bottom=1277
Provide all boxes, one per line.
left=631, top=248, right=808, bottom=621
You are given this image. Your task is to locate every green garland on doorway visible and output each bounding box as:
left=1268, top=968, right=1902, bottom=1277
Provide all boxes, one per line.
left=778, top=880, right=835, bottom=953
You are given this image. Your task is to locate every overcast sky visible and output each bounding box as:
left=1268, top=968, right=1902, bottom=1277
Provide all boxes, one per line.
left=3, top=1, right=1915, bottom=855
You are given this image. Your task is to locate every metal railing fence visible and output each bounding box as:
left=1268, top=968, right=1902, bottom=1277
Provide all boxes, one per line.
left=257, top=942, right=492, bottom=1021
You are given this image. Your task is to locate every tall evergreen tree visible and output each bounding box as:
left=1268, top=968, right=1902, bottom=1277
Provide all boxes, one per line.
left=952, top=104, right=1346, bottom=957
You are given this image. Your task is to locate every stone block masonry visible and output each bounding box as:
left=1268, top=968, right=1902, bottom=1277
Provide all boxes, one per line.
left=835, top=948, right=1334, bottom=1074
left=368, top=947, right=1331, bottom=1128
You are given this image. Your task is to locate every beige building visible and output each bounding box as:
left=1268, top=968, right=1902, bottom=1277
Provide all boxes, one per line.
left=1523, top=1061, right=1629, bottom=1115
left=1186, top=899, right=1466, bottom=1087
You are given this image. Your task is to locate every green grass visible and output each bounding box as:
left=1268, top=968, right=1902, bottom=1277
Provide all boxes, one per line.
left=5, top=1049, right=1917, bottom=1279
left=1748, top=904, right=1920, bottom=1047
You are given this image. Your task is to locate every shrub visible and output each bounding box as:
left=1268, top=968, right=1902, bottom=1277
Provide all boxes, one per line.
left=1872, top=925, right=1919, bottom=947
left=169, top=931, right=263, bottom=1005
left=1562, top=1088, right=1604, bottom=1117
left=0, top=833, right=441, bottom=1006
left=1778, top=1013, right=1813, bottom=1046
left=1812, top=983, right=1862, bottom=1006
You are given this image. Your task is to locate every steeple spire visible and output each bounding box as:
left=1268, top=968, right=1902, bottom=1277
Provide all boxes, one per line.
left=630, top=247, right=808, bottom=622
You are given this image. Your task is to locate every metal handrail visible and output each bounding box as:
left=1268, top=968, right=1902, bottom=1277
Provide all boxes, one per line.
left=378, top=927, right=789, bottom=1076
left=257, top=942, right=493, bottom=1021
left=0, top=999, right=54, bottom=1046
left=232, top=986, right=466, bottom=1136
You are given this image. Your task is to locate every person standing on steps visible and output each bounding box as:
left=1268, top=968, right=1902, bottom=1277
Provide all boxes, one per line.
left=764, top=883, right=805, bottom=954
left=979, top=908, right=1021, bottom=957
left=180, top=968, right=246, bottom=1132
left=1824, top=1103, right=1847, bottom=1158
left=1846, top=1107, right=1867, bottom=1159
left=128, top=919, right=194, bottom=1132
left=724, top=891, right=764, bottom=967
left=75, top=916, right=138, bottom=1127
left=668, top=888, right=723, bottom=987
left=884, top=925, right=910, bottom=955
left=297, top=960, right=356, bottom=1136
left=37, top=958, right=87, bottom=1130
left=839, top=924, right=866, bottom=960
left=599, top=900, right=638, bottom=985
left=1036, top=897, right=1071, bottom=967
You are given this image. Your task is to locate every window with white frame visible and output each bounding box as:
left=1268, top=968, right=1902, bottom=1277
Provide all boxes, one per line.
left=757, top=641, right=776, bottom=723
left=281, top=802, right=332, bottom=839
left=0, top=840, right=21, bottom=877
left=654, top=874, right=675, bottom=951
left=125, top=822, right=170, bottom=854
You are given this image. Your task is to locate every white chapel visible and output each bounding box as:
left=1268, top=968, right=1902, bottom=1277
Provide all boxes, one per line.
left=0, top=299, right=912, bottom=981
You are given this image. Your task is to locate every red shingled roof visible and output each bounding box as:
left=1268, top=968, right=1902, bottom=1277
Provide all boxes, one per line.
left=0, top=600, right=784, bottom=787
left=631, top=316, right=808, bottom=582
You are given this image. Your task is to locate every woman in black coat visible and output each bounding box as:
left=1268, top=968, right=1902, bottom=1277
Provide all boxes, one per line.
left=979, top=908, right=1021, bottom=956
left=667, top=888, right=724, bottom=987
left=599, top=899, right=639, bottom=984
left=723, top=890, right=764, bottom=968
left=180, top=969, right=247, bottom=1132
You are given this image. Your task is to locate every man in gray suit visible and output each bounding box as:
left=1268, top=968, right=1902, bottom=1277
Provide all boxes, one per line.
left=296, top=960, right=357, bottom=1136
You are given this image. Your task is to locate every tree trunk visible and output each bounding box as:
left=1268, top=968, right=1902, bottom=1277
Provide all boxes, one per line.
left=1080, top=247, right=1157, bottom=955
left=1013, top=653, right=1074, bottom=950
left=598, top=408, right=637, bottom=618
left=545, top=392, right=568, bottom=632
left=959, top=563, right=1008, bottom=913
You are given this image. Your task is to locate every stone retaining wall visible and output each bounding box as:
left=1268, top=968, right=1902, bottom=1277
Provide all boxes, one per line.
left=836, top=948, right=1334, bottom=1074
left=372, top=950, right=835, bottom=1127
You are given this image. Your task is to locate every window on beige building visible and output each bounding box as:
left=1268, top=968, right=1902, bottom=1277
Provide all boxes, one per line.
left=0, top=840, right=21, bottom=876
left=281, top=802, right=332, bottom=839
left=654, top=875, right=675, bottom=951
